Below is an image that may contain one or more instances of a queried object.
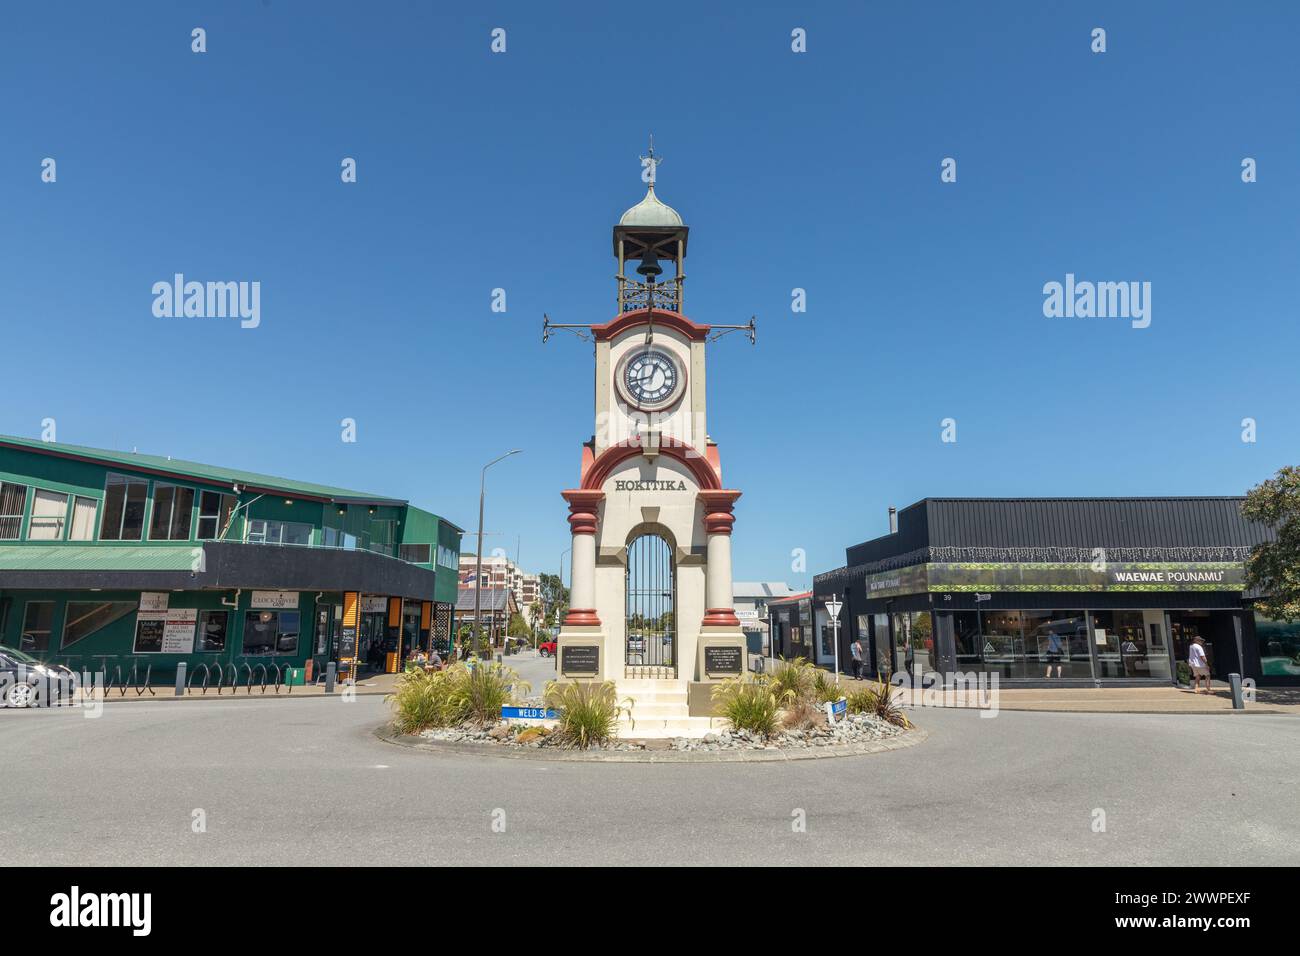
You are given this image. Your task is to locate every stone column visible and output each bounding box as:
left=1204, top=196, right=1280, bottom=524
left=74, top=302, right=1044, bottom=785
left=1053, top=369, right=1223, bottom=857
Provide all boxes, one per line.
left=562, top=490, right=604, bottom=627
left=699, top=491, right=742, bottom=627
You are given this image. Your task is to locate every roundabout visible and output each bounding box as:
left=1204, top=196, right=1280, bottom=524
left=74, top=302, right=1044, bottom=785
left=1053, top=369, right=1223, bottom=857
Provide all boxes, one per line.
left=374, top=718, right=928, bottom=763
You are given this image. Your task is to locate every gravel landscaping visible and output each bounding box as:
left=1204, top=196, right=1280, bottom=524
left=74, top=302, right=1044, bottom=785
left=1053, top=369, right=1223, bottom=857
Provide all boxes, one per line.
left=416, top=712, right=907, bottom=753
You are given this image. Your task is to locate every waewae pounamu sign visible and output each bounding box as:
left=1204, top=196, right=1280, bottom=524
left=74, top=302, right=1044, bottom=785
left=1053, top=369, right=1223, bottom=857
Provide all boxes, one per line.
left=560, top=644, right=599, bottom=676
left=703, top=645, right=743, bottom=676
left=859, top=562, right=1246, bottom=596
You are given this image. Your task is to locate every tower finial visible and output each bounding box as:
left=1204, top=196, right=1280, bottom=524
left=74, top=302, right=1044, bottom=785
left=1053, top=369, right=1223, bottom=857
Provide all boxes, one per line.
left=639, top=134, right=661, bottom=186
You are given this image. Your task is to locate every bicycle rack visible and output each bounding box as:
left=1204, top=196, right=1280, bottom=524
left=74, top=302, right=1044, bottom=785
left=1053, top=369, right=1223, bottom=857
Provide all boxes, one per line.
left=131, top=660, right=154, bottom=697
left=187, top=662, right=212, bottom=695
left=270, top=662, right=283, bottom=694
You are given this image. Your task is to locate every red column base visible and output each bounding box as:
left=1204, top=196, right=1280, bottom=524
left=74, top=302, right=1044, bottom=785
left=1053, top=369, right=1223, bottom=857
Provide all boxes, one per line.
left=563, top=608, right=601, bottom=627
left=702, top=608, right=741, bottom=627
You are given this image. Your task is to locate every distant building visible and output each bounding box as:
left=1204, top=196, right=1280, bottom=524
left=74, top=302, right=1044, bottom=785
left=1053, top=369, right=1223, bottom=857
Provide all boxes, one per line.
left=454, top=586, right=518, bottom=648
left=732, top=582, right=795, bottom=656
left=766, top=591, right=815, bottom=662
left=458, top=554, right=541, bottom=625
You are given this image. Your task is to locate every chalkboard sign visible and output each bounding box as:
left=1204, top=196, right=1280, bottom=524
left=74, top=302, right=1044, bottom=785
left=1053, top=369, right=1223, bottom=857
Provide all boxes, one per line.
left=338, top=625, right=358, bottom=661
left=561, top=644, right=599, bottom=676
left=133, top=615, right=165, bottom=654
left=704, top=644, right=743, bottom=676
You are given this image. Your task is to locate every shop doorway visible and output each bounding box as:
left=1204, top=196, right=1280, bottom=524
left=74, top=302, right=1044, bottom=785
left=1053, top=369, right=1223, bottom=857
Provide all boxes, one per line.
left=359, top=610, right=388, bottom=673
left=1169, top=611, right=1238, bottom=681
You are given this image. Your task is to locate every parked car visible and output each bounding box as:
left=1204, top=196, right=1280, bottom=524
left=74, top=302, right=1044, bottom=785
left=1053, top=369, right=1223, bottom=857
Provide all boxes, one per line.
left=538, top=640, right=558, bottom=658
left=0, top=645, right=75, bottom=708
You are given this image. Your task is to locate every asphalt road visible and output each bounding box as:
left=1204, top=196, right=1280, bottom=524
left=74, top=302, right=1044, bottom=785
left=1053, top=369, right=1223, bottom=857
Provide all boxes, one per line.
left=2, top=688, right=1297, bottom=866
left=501, top=648, right=558, bottom=698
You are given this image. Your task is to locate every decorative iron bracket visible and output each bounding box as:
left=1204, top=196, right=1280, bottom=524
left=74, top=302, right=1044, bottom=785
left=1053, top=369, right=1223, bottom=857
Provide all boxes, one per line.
left=542, top=314, right=592, bottom=344
left=708, top=316, right=757, bottom=345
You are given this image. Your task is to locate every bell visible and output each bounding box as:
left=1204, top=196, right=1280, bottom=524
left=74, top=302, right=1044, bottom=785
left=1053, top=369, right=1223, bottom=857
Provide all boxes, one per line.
left=636, top=247, right=663, bottom=281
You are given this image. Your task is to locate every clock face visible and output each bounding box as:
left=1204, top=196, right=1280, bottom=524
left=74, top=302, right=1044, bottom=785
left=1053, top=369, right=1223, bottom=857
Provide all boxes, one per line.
left=623, top=349, right=680, bottom=408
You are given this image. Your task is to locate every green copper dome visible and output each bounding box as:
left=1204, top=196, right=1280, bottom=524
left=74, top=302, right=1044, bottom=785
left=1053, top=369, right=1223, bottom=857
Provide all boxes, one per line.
left=619, top=183, right=683, bottom=228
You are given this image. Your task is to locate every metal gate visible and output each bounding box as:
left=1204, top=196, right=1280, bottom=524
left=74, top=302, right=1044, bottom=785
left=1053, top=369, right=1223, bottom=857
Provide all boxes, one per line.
left=625, top=533, right=676, bottom=679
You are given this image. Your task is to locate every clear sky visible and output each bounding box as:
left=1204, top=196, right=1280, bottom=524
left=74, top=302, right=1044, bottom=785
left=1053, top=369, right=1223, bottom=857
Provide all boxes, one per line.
left=2, top=2, right=1297, bottom=589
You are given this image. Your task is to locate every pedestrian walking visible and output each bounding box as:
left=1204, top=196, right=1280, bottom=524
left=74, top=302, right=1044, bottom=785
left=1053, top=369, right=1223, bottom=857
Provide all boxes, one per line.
left=850, top=639, right=864, bottom=679
left=1188, top=635, right=1212, bottom=693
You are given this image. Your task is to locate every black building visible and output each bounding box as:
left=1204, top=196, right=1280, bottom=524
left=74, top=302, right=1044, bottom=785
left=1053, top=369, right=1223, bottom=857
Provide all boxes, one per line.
left=814, top=497, right=1297, bottom=687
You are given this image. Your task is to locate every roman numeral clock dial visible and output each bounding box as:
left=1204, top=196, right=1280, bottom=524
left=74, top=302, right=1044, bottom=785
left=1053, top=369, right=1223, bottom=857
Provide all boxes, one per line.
left=621, top=349, right=680, bottom=409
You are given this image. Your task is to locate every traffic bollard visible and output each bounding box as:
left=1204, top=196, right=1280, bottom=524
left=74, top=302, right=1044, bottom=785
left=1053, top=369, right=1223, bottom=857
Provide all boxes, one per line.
left=175, top=662, right=187, bottom=696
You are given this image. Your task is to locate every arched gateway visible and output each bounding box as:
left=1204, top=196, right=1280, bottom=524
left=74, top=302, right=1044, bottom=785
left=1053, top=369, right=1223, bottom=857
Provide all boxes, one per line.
left=547, top=151, right=752, bottom=737
left=625, top=532, right=676, bottom=679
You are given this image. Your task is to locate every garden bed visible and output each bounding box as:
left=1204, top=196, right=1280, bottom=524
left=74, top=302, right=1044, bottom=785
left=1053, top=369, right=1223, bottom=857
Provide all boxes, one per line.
left=377, top=719, right=926, bottom=762
left=418, top=711, right=905, bottom=751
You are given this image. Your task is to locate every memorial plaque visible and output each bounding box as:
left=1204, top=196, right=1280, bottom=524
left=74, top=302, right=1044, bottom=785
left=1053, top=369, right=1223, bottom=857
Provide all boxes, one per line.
left=561, top=644, right=599, bottom=677
left=704, top=644, right=743, bottom=676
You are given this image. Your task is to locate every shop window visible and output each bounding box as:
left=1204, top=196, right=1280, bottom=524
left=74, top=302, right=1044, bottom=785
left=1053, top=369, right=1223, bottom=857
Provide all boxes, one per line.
left=399, top=544, right=431, bottom=564
left=953, top=609, right=1092, bottom=679
left=243, top=610, right=301, bottom=656
left=196, top=610, right=229, bottom=652
left=891, top=611, right=934, bottom=674
left=1092, top=610, right=1171, bottom=680
left=247, top=519, right=312, bottom=546
left=952, top=611, right=981, bottom=669
left=61, top=601, right=136, bottom=649
left=1021, top=610, right=1092, bottom=679
left=100, top=473, right=148, bottom=541
left=196, top=491, right=236, bottom=540
left=1255, top=613, right=1300, bottom=678
left=149, top=484, right=194, bottom=540
left=27, top=489, right=69, bottom=540
left=0, top=481, right=28, bottom=539
left=68, top=496, right=98, bottom=541
left=20, top=601, right=55, bottom=654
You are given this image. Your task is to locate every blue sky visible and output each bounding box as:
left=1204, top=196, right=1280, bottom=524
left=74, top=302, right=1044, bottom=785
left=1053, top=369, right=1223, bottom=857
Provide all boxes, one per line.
left=2, top=2, right=1297, bottom=588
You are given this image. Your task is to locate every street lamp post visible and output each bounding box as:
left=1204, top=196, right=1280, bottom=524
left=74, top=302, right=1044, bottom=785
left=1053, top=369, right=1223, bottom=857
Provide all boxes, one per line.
left=556, top=545, right=572, bottom=631
left=473, top=450, right=521, bottom=658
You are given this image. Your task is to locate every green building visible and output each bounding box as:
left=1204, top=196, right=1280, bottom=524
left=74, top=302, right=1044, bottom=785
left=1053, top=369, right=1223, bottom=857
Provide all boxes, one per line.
left=0, top=434, right=462, bottom=684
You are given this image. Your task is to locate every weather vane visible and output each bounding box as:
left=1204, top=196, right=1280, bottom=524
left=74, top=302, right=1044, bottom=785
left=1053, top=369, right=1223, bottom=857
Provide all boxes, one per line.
left=639, top=134, right=661, bottom=185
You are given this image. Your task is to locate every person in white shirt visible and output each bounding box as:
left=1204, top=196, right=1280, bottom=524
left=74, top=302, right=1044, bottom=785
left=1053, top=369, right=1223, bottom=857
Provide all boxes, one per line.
left=1188, top=636, right=1211, bottom=693
left=850, top=639, right=864, bottom=679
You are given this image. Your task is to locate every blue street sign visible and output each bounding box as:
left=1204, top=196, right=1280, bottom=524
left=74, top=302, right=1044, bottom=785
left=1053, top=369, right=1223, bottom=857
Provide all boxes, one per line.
left=830, top=698, right=847, bottom=717
left=501, top=706, right=557, bottom=720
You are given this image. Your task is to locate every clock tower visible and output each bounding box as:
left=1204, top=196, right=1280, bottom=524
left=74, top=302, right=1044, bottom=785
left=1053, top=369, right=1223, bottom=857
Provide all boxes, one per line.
left=547, top=147, right=752, bottom=737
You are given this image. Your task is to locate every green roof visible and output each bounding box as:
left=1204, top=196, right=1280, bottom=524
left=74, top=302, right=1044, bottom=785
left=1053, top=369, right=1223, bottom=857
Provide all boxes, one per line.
left=0, top=434, right=404, bottom=505
left=0, top=545, right=200, bottom=572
